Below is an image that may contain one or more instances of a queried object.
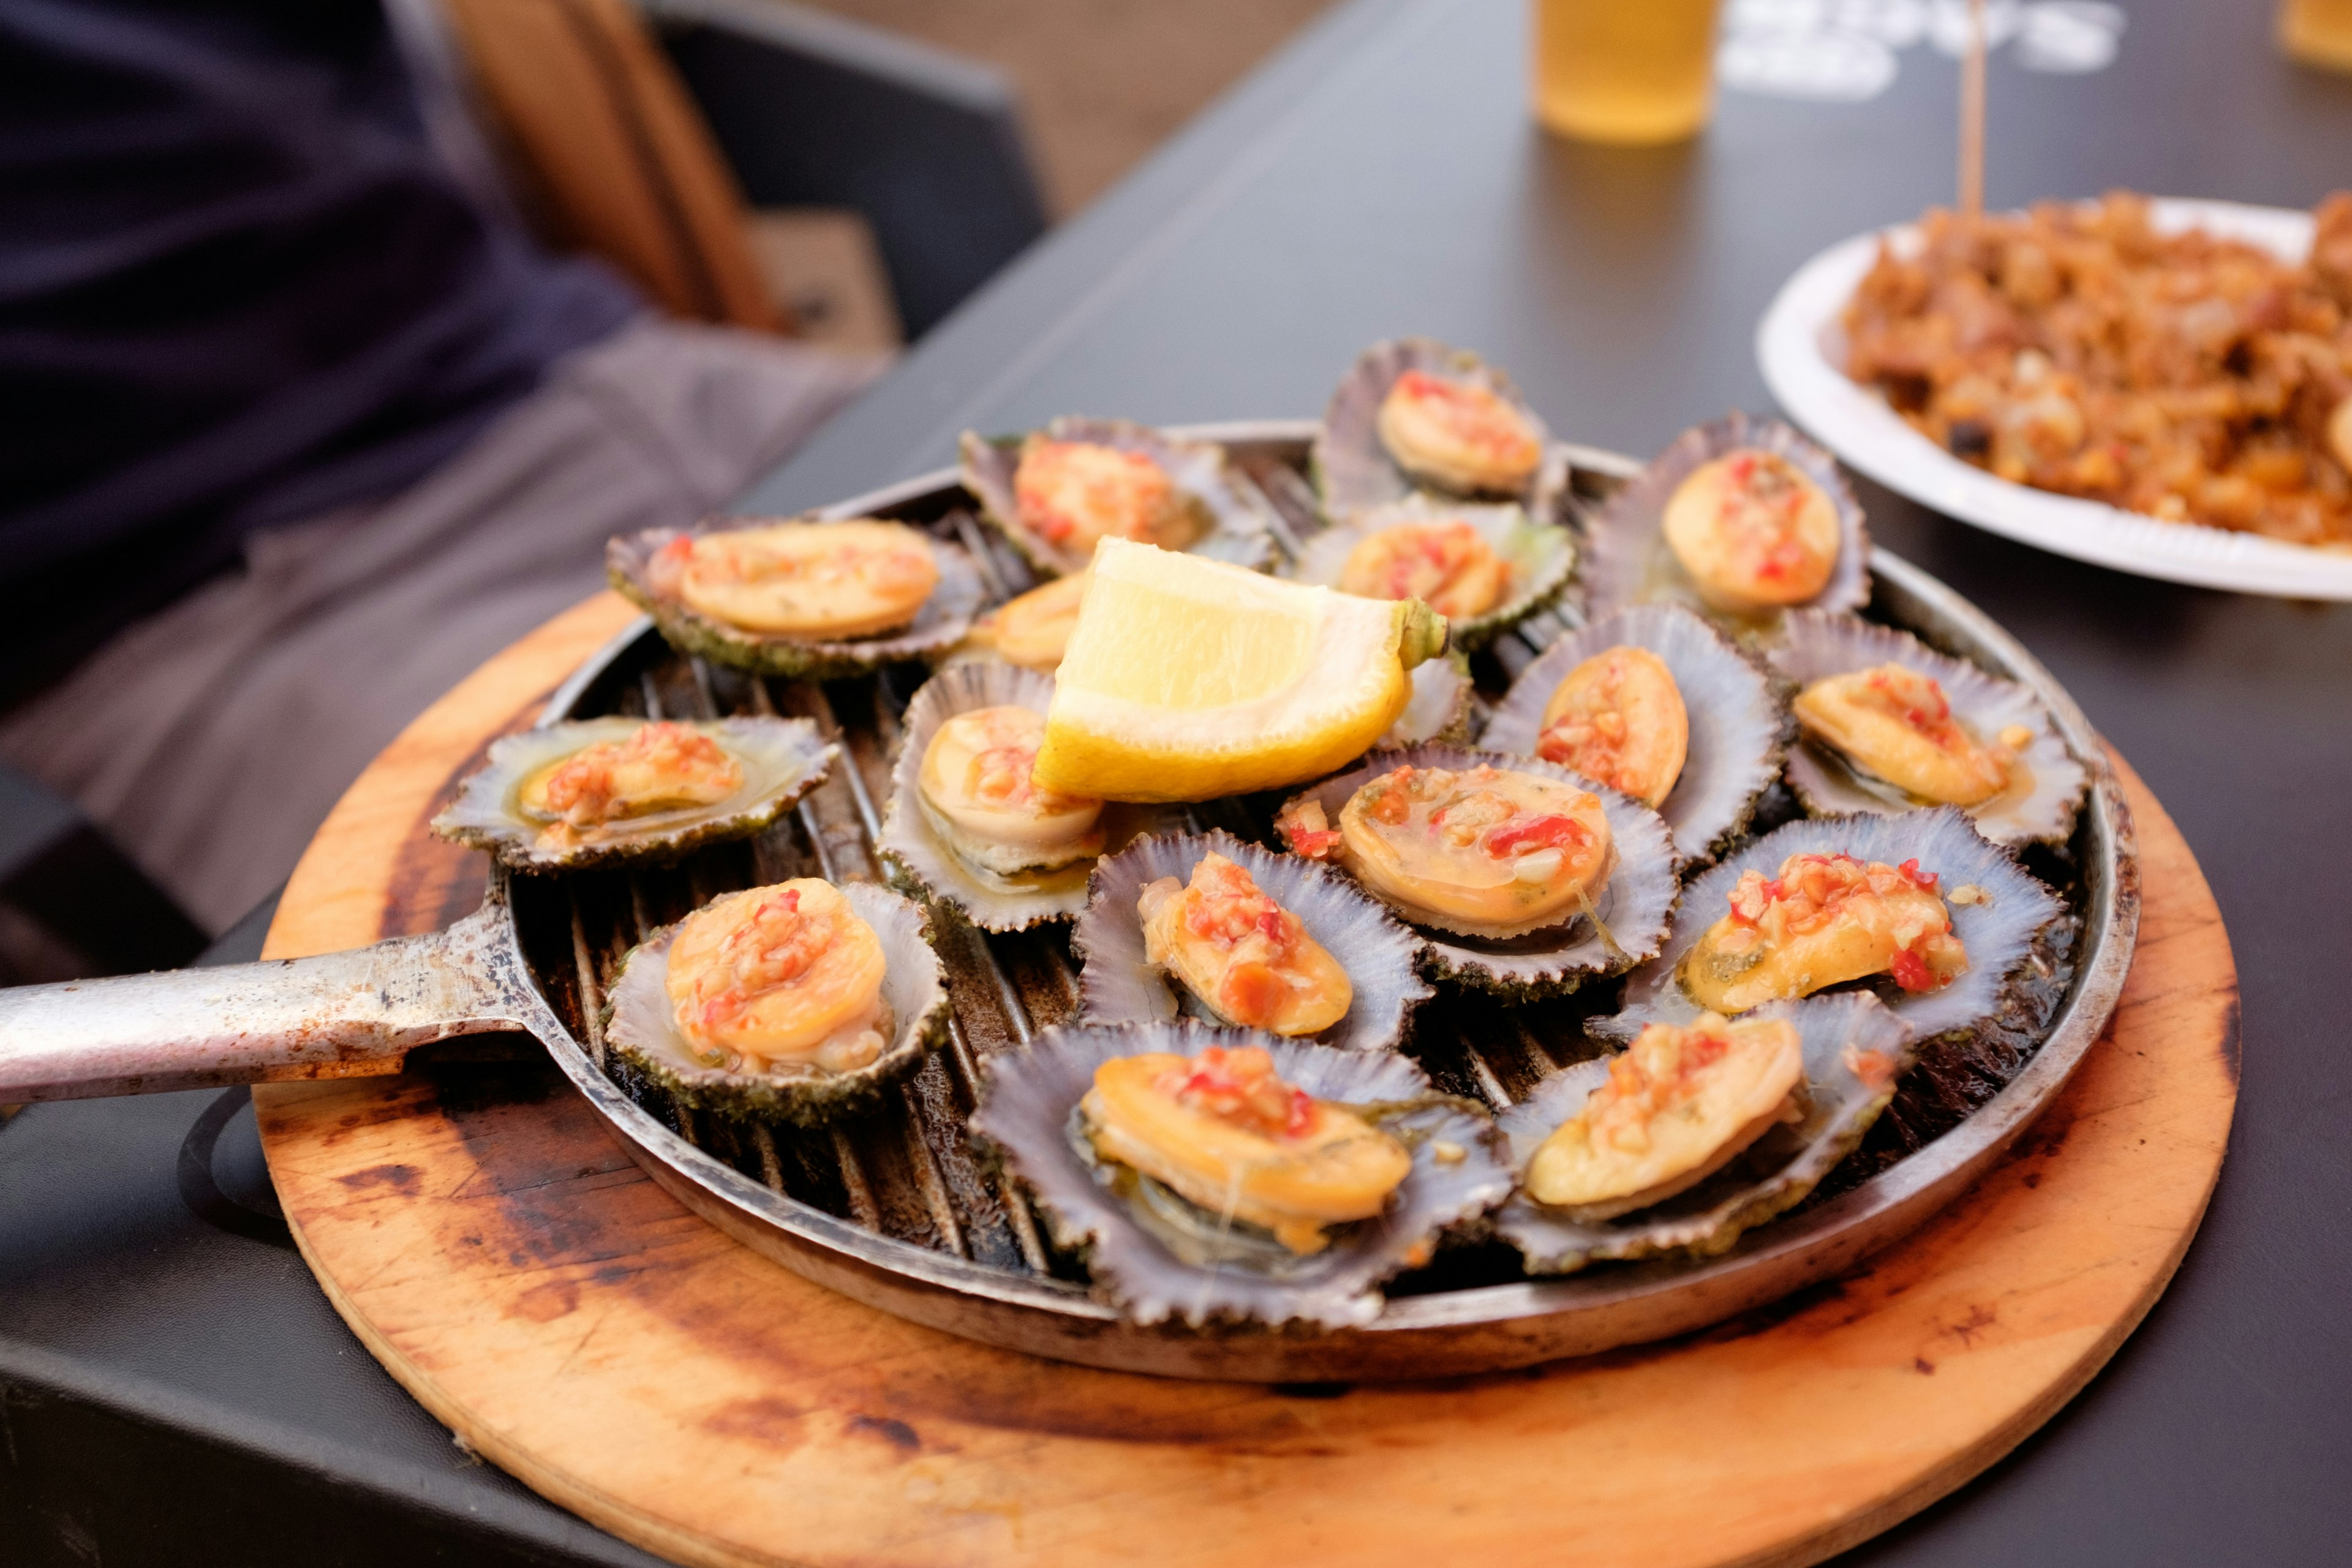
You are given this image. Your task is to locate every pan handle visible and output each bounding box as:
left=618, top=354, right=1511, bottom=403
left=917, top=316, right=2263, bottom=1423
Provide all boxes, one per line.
left=0, top=902, right=550, bottom=1103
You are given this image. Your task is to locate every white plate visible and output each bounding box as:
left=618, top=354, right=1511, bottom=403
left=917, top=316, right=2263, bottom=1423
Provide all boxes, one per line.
left=1756, top=197, right=2352, bottom=600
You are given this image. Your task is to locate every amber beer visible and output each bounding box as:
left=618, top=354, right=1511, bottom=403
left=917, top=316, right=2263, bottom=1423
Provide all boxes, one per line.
left=1531, top=0, right=1724, bottom=145
left=2280, top=0, right=2352, bottom=72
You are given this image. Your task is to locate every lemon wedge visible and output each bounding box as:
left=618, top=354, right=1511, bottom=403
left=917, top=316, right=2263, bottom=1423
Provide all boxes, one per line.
left=1033, top=539, right=1447, bottom=801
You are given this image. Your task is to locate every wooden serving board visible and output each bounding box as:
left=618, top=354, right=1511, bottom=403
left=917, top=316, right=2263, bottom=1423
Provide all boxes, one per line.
left=254, top=592, right=2239, bottom=1568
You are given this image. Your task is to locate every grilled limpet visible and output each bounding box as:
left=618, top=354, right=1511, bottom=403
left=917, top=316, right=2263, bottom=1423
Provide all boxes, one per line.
left=1075, top=831, right=1430, bottom=1054
left=1607, top=807, right=2065, bottom=1044
left=916, top=704, right=1106, bottom=878
left=1084, top=1042, right=1411, bottom=1256
left=1525, top=1011, right=1806, bottom=1221
left=1677, top=850, right=1970, bottom=1014
left=1483, top=605, right=1783, bottom=867
left=1768, top=609, right=2087, bottom=846
left=1495, top=993, right=1915, bottom=1273
left=1314, top=338, right=1569, bottom=518
left=603, top=878, right=949, bottom=1125
left=1329, top=761, right=1617, bottom=938
left=1533, top=646, right=1689, bottom=807
left=959, top=417, right=1276, bottom=579
left=431, top=715, right=834, bottom=872
left=1581, top=413, right=1869, bottom=630
left=1375, top=370, right=1545, bottom=496
left=608, top=515, right=986, bottom=677
left=1662, top=449, right=1842, bottom=612
left=970, top=1021, right=1510, bottom=1329
left=880, top=662, right=1176, bottom=931
left=1285, top=496, right=1575, bottom=650
left=968, top=570, right=1089, bottom=672
left=1137, top=854, right=1354, bottom=1038
left=1276, top=744, right=1679, bottom=997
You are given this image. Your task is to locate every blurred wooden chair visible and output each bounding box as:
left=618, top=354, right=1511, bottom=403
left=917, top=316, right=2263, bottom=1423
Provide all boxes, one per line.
left=420, top=0, right=1049, bottom=342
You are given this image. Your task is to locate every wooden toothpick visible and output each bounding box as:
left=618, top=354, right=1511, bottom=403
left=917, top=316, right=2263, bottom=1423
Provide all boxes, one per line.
left=1959, top=0, right=1988, bottom=216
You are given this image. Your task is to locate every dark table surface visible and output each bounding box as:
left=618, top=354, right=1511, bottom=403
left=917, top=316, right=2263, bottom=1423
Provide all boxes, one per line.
left=6, top=1, right=2349, bottom=1563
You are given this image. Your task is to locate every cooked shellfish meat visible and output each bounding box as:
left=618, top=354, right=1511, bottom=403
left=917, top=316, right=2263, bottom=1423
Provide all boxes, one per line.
left=1679, top=852, right=1969, bottom=1013
left=1534, top=646, right=1691, bottom=808
left=647, top=518, right=939, bottom=638
left=918, top=704, right=1105, bottom=875
left=1336, top=516, right=1513, bottom=618
left=1080, top=1044, right=1412, bottom=1256
left=1014, top=438, right=1205, bottom=557
left=1138, top=853, right=1353, bottom=1036
left=516, top=721, right=744, bottom=850
left=1792, top=663, right=2029, bottom=807
left=666, top=880, right=895, bottom=1076
left=1292, top=763, right=1616, bottom=934
left=972, top=570, right=1089, bottom=672
left=1525, top=1013, right=1806, bottom=1221
left=1376, top=370, right=1545, bottom=494
left=1661, top=449, right=1841, bottom=612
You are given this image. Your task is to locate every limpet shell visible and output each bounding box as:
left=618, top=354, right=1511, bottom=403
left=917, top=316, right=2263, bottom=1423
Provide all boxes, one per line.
left=1494, top=993, right=1916, bottom=1273
left=1580, top=413, right=1869, bottom=630
left=431, top=716, right=834, bottom=872
left=1381, top=652, right=1477, bottom=748
left=1605, top=806, right=2065, bottom=1044
left=1285, top=496, right=1575, bottom=650
left=1482, top=605, right=1784, bottom=867
left=1767, top=609, right=2089, bottom=847
left=1276, top=744, right=1681, bottom=998
left=1312, top=338, right=1570, bottom=521
left=957, top=417, right=1278, bottom=579
left=878, top=661, right=1179, bottom=931
left=608, top=517, right=986, bottom=678
left=1071, top=829, right=1434, bottom=1053
left=969, top=1020, right=1512, bottom=1330
left=603, top=881, right=950, bottom=1126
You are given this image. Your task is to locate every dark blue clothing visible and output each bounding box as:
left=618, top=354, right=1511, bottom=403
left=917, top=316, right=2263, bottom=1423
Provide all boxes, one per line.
left=0, top=0, right=639, bottom=694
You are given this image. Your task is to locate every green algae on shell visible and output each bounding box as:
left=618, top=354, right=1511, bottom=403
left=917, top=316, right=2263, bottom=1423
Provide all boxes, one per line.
left=1580, top=413, right=1869, bottom=631
left=1482, top=605, right=1784, bottom=867
left=1604, top=806, right=2065, bottom=1046
left=602, top=880, right=950, bottom=1126
left=1071, top=829, right=1433, bottom=1053
left=1767, top=609, right=2089, bottom=848
left=957, top=417, right=1278, bottom=580
left=1273, top=744, right=1680, bottom=998
left=608, top=516, right=986, bottom=678
left=878, top=660, right=1181, bottom=932
left=1285, top=496, right=1575, bottom=651
left=431, top=715, right=835, bottom=872
left=968, top=1020, right=1511, bottom=1329
left=1494, top=993, right=1916, bottom=1274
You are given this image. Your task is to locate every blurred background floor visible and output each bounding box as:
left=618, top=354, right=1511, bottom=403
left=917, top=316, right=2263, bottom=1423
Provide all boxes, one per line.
left=796, top=0, right=1341, bottom=216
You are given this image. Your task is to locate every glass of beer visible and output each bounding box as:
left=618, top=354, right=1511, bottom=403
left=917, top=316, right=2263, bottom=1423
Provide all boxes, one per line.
left=2280, top=0, right=2352, bottom=72
left=1530, top=0, right=1725, bottom=145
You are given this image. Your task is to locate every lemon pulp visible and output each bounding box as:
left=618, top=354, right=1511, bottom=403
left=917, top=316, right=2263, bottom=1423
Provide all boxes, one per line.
left=1034, top=539, right=1444, bottom=801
